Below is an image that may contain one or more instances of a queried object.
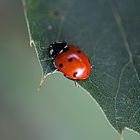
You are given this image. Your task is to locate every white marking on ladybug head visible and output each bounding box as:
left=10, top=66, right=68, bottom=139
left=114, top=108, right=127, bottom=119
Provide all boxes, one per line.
left=59, top=49, right=63, bottom=54
left=50, top=49, right=53, bottom=55
left=64, top=45, right=68, bottom=48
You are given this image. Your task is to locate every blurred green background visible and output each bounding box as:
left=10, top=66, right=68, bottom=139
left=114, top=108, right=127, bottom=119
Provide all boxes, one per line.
left=0, top=0, right=140, bottom=140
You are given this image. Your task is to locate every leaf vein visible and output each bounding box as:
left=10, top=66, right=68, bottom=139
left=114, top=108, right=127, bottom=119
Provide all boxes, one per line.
left=108, top=0, right=140, bottom=86
left=114, top=62, right=130, bottom=129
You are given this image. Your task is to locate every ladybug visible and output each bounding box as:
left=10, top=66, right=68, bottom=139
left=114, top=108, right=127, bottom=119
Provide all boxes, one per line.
left=49, top=42, right=91, bottom=80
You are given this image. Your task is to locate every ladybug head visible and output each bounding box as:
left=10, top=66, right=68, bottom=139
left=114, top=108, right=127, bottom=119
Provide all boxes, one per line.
left=49, top=42, right=67, bottom=59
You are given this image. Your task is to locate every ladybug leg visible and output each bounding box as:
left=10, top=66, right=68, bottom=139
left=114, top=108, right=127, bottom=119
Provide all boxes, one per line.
left=40, top=58, right=51, bottom=62
left=63, top=75, right=79, bottom=87
left=51, top=58, right=57, bottom=69
left=74, top=81, right=78, bottom=87
left=53, top=68, right=59, bottom=73
left=63, top=74, right=68, bottom=78
left=73, top=80, right=79, bottom=87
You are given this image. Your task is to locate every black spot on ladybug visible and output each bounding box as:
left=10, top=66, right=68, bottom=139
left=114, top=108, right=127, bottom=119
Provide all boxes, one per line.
left=59, top=63, right=63, bottom=68
left=68, top=58, right=73, bottom=62
left=63, top=47, right=69, bottom=52
left=77, top=50, right=81, bottom=53
left=73, top=72, right=78, bottom=77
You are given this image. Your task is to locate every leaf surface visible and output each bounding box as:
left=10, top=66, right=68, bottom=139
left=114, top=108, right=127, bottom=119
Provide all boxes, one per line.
left=23, top=0, right=140, bottom=134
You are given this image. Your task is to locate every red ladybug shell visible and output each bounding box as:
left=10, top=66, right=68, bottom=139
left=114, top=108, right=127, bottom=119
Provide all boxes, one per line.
left=54, top=44, right=90, bottom=80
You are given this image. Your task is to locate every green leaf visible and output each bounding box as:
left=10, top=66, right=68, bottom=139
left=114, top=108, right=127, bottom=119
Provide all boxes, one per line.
left=23, top=0, right=140, bottom=135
